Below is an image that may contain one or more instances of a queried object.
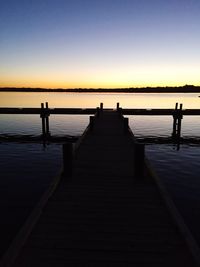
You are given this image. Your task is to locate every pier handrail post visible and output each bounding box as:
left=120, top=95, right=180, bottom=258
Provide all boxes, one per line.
left=172, top=102, right=178, bottom=138
left=45, top=102, right=50, bottom=137
left=134, top=143, right=145, bottom=179
left=172, top=103, right=183, bottom=150
left=179, top=103, right=183, bottom=117
left=63, top=143, right=73, bottom=176
left=177, top=103, right=183, bottom=138
left=40, top=103, right=46, bottom=138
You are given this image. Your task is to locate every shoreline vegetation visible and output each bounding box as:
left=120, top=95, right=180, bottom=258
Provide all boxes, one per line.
left=1, top=85, right=200, bottom=93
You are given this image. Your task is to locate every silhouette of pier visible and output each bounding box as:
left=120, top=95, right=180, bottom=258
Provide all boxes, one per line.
left=0, top=103, right=199, bottom=143
left=1, top=108, right=200, bottom=266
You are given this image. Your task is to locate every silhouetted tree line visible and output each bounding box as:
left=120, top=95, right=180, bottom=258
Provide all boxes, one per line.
left=0, top=85, right=200, bottom=93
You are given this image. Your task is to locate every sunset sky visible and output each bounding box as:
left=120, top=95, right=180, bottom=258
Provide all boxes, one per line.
left=0, top=0, right=200, bottom=88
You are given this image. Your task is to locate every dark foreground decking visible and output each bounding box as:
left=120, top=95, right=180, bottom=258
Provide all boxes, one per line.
left=1, top=111, right=200, bottom=266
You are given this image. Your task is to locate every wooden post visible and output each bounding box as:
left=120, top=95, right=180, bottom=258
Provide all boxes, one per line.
left=177, top=103, right=183, bottom=138
left=63, top=143, right=73, bottom=176
left=172, top=102, right=178, bottom=138
left=176, top=104, right=182, bottom=151
left=100, top=103, right=103, bottom=110
left=124, top=117, right=129, bottom=133
left=45, top=102, right=50, bottom=136
left=96, top=107, right=100, bottom=117
left=172, top=103, right=183, bottom=149
left=134, top=143, right=145, bottom=179
left=179, top=103, right=183, bottom=113
left=90, top=116, right=94, bottom=131
left=118, top=107, right=122, bottom=117
left=40, top=103, right=46, bottom=138
left=116, top=102, right=120, bottom=110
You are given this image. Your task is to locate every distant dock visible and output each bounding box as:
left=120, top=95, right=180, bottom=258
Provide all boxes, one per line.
left=1, top=109, right=200, bottom=266
left=1, top=102, right=200, bottom=146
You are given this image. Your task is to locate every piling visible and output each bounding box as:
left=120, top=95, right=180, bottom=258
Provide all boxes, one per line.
left=177, top=104, right=183, bottom=135
left=172, top=102, right=178, bottom=137
left=40, top=103, right=46, bottom=138
left=45, top=102, right=50, bottom=136
left=172, top=103, right=183, bottom=139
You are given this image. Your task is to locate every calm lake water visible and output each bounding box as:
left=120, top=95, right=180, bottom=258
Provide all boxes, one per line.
left=0, top=92, right=200, bottom=255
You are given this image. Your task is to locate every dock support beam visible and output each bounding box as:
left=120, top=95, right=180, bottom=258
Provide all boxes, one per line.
left=172, top=103, right=183, bottom=149
left=45, top=102, right=50, bottom=137
left=172, top=103, right=178, bottom=136
left=40, top=103, right=46, bottom=139
left=40, top=102, right=50, bottom=140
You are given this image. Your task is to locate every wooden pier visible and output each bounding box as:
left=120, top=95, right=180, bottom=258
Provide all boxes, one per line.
left=1, top=102, right=200, bottom=143
left=1, top=110, right=200, bottom=266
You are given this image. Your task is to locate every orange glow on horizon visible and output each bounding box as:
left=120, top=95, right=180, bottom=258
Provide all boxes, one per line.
left=1, top=79, right=200, bottom=89
left=1, top=64, right=200, bottom=89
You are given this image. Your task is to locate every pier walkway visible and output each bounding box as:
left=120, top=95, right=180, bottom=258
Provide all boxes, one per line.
left=2, top=110, right=200, bottom=266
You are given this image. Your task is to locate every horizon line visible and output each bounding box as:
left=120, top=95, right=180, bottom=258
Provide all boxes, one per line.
left=0, top=84, right=199, bottom=90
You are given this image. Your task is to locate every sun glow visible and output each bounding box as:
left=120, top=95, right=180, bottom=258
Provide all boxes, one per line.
left=1, top=64, right=200, bottom=89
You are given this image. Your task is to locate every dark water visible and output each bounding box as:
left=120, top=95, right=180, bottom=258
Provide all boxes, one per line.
left=146, top=144, right=200, bottom=243
left=0, top=143, right=62, bottom=256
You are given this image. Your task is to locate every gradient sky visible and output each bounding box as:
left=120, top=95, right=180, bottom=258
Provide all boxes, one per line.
left=0, top=0, right=200, bottom=88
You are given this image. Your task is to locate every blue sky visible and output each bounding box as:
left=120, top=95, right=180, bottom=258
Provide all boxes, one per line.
left=0, top=0, right=200, bottom=88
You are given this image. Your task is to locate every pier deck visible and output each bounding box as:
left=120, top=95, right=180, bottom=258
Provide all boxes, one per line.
left=3, top=111, right=199, bottom=266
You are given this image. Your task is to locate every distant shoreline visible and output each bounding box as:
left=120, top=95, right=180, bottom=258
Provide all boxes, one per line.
left=1, top=85, right=200, bottom=93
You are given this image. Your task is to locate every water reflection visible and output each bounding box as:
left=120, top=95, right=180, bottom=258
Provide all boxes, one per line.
left=0, top=114, right=89, bottom=136
left=1, top=92, right=200, bottom=108
left=1, top=92, right=200, bottom=145
left=0, top=114, right=200, bottom=151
